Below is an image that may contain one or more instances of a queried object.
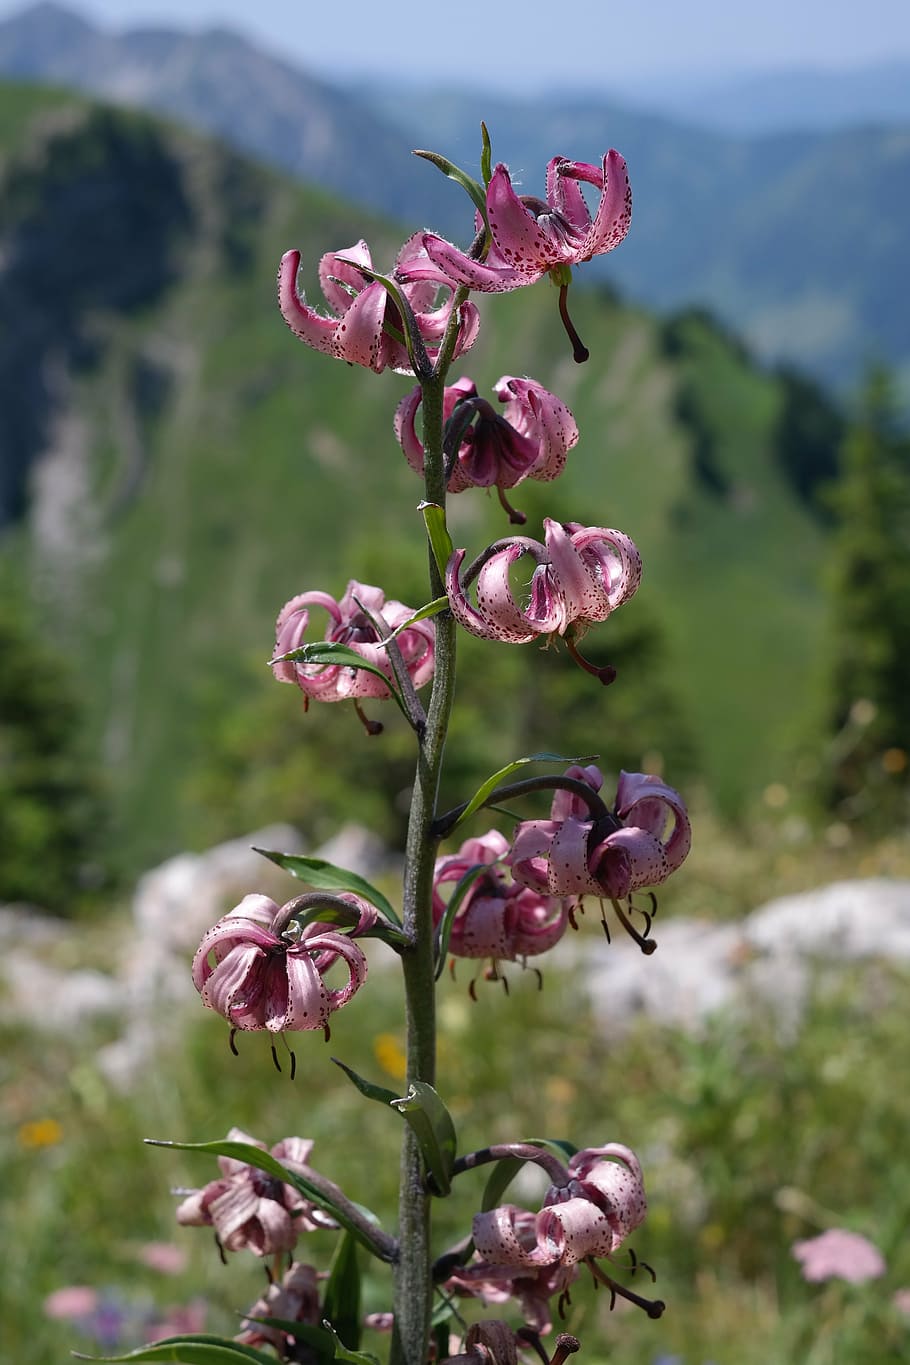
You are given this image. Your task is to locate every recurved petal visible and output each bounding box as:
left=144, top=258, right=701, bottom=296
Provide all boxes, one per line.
left=546, top=816, right=602, bottom=895
left=545, top=156, right=593, bottom=234
left=419, top=233, right=539, bottom=293
left=593, top=825, right=667, bottom=891
left=318, top=239, right=373, bottom=313
left=393, top=385, right=426, bottom=474
left=567, top=525, right=642, bottom=607
left=580, top=150, right=632, bottom=258
left=615, top=771, right=691, bottom=875
left=446, top=546, right=535, bottom=644
left=540, top=519, right=610, bottom=626
left=569, top=1143, right=648, bottom=1242
left=278, top=250, right=337, bottom=354
left=330, top=280, right=387, bottom=370
left=472, top=1205, right=543, bottom=1267
left=508, top=819, right=560, bottom=894
left=536, top=1196, right=617, bottom=1263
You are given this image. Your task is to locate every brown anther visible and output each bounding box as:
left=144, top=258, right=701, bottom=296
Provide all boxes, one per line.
left=612, top=897, right=657, bottom=954
left=229, top=1028, right=240, bottom=1057
left=270, top=1043, right=282, bottom=1074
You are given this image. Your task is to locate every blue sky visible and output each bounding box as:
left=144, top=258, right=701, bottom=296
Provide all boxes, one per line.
left=5, top=0, right=910, bottom=89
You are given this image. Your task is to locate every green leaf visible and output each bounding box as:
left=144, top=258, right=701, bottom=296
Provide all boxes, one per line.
left=72, top=1335, right=276, bottom=1364
left=382, top=596, right=448, bottom=639
left=324, top=1231, right=361, bottom=1350
left=253, top=849, right=401, bottom=928
left=268, top=642, right=408, bottom=719
left=479, top=122, right=493, bottom=188
left=449, top=753, right=596, bottom=832
left=419, top=502, right=454, bottom=580
left=332, top=1057, right=399, bottom=1106
left=390, top=1082, right=457, bottom=1195
left=237, top=1320, right=335, bottom=1362
left=145, top=1139, right=389, bottom=1259
left=321, top=1324, right=380, bottom=1365
left=413, top=148, right=488, bottom=226
left=434, top=861, right=493, bottom=979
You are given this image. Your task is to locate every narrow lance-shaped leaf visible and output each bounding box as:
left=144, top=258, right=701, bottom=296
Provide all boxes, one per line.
left=332, top=1057, right=400, bottom=1107
left=323, top=1231, right=361, bottom=1350
left=448, top=753, right=597, bottom=832
left=254, top=848, right=401, bottom=928
left=434, top=861, right=494, bottom=980
left=235, top=1322, right=335, bottom=1364
left=145, top=1139, right=391, bottom=1260
left=413, top=148, right=488, bottom=227
left=420, top=501, right=454, bottom=581
left=269, top=642, right=410, bottom=722
left=321, top=1324, right=381, bottom=1365
left=73, top=1335, right=277, bottom=1364
left=390, top=1082, right=457, bottom=1195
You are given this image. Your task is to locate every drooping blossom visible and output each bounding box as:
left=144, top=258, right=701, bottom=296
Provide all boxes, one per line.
left=792, top=1229, right=886, bottom=1284
left=445, top=519, right=640, bottom=663
left=192, top=893, right=374, bottom=1033
left=443, top=1221, right=578, bottom=1335
left=272, top=579, right=434, bottom=705
left=394, top=376, right=578, bottom=520
left=236, top=1261, right=323, bottom=1350
left=278, top=234, right=479, bottom=374
left=510, top=766, right=691, bottom=907
left=472, top=1150, right=645, bottom=1271
left=176, top=1129, right=334, bottom=1256
left=399, top=152, right=631, bottom=295
left=432, top=830, right=571, bottom=965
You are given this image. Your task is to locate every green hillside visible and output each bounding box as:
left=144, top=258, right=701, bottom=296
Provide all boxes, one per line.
left=0, top=83, right=840, bottom=889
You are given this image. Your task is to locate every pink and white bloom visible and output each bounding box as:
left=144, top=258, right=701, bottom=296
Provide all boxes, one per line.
left=395, top=375, right=578, bottom=509
left=236, top=1261, right=323, bottom=1349
left=471, top=1144, right=647, bottom=1272
left=510, top=766, right=691, bottom=903
left=192, top=893, right=373, bottom=1033
left=446, top=519, right=641, bottom=646
left=278, top=235, right=479, bottom=374
left=272, top=579, right=435, bottom=703
left=176, top=1129, right=332, bottom=1256
left=400, top=152, right=632, bottom=294
left=792, top=1229, right=886, bottom=1284
left=433, top=830, right=571, bottom=963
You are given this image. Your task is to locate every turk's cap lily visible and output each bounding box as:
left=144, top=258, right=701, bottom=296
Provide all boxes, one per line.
left=432, top=830, right=570, bottom=962
left=394, top=375, right=578, bottom=511
left=472, top=1144, right=647, bottom=1272
left=510, top=768, right=691, bottom=902
left=273, top=579, right=435, bottom=702
left=176, top=1128, right=333, bottom=1256
left=192, top=893, right=372, bottom=1033
left=278, top=234, right=479, bottom=374
left=446, top=518, right=641, bottom=645
left=236, top=1261, right=323, bottom=1349
left=399, top=151, right=632, bottom=294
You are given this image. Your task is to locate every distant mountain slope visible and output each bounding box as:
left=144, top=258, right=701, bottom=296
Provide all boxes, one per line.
left=0, top=4, right=908, bottom=396
left=0, top=81, right=839, bottom=876
left=610, top=60, right=910, bottom=134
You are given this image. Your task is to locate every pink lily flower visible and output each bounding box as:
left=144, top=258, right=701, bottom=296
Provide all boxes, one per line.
left=272, top=579, right=435, bottom=703
left=510, top=765, right=691, bottom=904
left=278, top=234, right=479, bottom=374
left=176, top=1128, right=332, bottom=1255
left=445, top=520, right=641, bottom=668
left=470, top=1144, right=647, bottom=1272
left=395, top=375, right=578, bottom=521
left=400, top=152, right=631, bottom=295
left=443, top=1250, right=577, bottom=1336
left=236, top=1261, right=323, bottom=1349
left=432, top=830, right=571, bottom=964
left=192, top=893, right=373, bottom=1033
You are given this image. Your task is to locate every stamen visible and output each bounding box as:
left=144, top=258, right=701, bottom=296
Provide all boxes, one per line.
left=567, top=636, right=616, bottom=685
left=229, top=1028, right=240, bottom=1057
left=558, top=283, right=590, bottom=364
left=323, top=1023, right=331, bottom=1043
left=289, top=1048, right=297, bottom=1081
left=531, top=966, right=544, bottom=991
left=515, top=1328, right=550, bottom=1365
left=588, top=1260, right=665, bottom=1318
left=497, top=484, right=527, bottom=525
left=550, top=1335, right=581, bottom=1365
left=215, top=1235, right=227, bottom=1266
left=612, top=897, right=657, bottom=954
left=468, top=977, right=478, bottom=1002
left=353, top=699, right=383, bottom=736
left=270, top=1044, right=282, bottom=1074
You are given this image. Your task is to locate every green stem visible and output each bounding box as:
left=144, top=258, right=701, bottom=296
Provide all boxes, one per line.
left=389, top=351, right=460, bottom=1365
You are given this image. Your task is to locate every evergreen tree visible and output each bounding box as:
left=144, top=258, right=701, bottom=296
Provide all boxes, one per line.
left=825, top=368, right=910, bottom=823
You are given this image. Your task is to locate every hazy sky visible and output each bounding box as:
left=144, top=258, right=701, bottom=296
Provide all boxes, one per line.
left=5, top=0, right=910, bottom=89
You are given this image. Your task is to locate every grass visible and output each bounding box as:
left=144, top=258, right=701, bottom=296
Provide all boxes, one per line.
left=4, top=825, right=910, bottom=1365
